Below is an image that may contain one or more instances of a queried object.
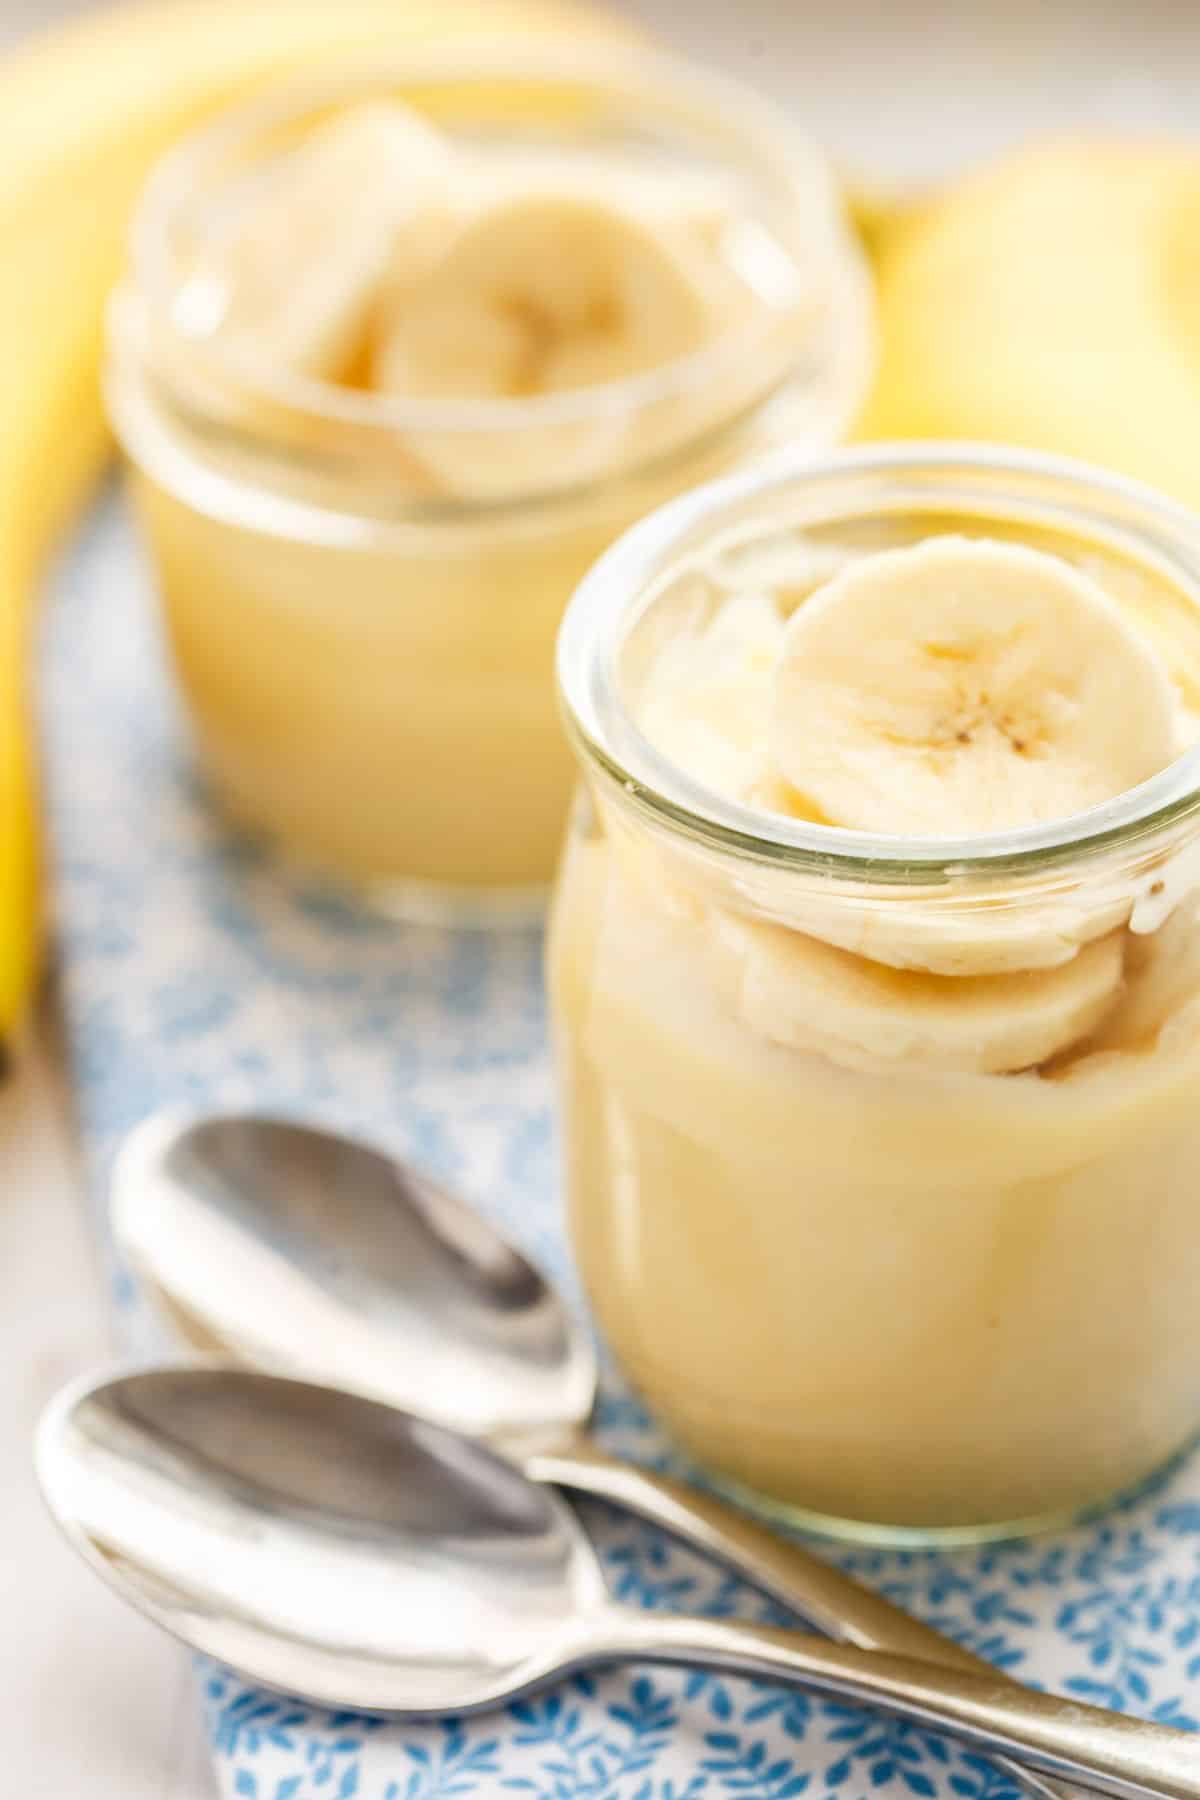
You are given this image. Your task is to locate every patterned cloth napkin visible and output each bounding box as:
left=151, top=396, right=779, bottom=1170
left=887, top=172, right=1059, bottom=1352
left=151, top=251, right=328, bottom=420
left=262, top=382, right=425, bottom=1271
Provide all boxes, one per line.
left=39, top=496, right=1200, bottom=1800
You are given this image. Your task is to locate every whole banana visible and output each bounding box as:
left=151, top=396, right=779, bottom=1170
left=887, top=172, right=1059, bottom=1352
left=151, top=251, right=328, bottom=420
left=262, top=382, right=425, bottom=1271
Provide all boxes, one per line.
left=860, top=140, right=1200, bottom=505
left=0, top=0, right=631, bottom=1050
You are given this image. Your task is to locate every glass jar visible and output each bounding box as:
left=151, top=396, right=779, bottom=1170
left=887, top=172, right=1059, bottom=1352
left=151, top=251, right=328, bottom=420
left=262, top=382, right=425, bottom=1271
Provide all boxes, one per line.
left=106, top=45, right=872, bottom=924
left=551, top=443, right=1200, bottom=1544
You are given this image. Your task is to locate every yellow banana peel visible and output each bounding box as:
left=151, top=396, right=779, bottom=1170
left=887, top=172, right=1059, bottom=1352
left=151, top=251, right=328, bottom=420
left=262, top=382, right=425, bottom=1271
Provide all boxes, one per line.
left=859, top=139, right=1200, bottom=512
left=0, top=0, right=635, bottom=1046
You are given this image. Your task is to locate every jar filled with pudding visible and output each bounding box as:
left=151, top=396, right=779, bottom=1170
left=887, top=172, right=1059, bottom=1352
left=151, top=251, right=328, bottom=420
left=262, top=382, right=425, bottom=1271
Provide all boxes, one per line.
left=550, top=444, right=1200, bottom=1544
left=106, top=47, right=872, bottom=922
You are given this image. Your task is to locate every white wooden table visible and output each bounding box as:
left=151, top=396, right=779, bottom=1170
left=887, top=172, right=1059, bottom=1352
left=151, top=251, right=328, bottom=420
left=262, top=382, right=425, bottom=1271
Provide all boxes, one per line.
left=0, top=1014, right=214, bottom=1795
left=6, top=0, right=1200, bottom=1792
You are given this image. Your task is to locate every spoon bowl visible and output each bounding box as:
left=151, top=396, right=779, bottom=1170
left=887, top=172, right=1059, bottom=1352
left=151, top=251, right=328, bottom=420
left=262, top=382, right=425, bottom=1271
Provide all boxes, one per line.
left=113, top=1113, right=595, bottom=1437
left=36, top=1363, right=603, bottom=1713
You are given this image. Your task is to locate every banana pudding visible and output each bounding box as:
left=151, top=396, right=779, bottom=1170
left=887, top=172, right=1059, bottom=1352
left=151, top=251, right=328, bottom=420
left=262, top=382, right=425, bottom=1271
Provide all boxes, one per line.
left=108, top=50, right=871, bottom=917
left=551, top=446, right=1200, bottom=1541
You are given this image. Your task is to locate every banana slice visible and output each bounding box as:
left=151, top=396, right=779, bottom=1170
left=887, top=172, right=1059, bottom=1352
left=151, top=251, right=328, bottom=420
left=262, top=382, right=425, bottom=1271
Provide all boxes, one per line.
left=463, top=145, right=741, bottom=249
left=717, top=911, right=1126, bottom=1075
left=1087, top=895, right=1200, bottom=1057
left=769, top=536, right=1180, bottom=837
left=707, top=533, right=855, bottom=604
left=183, top=101, right=456, bottom=382
left=769, top=885, right=1132, bottom=978
left=372, top=189, right=722, bottom=496
left=637, top=590, right=785, bottom=799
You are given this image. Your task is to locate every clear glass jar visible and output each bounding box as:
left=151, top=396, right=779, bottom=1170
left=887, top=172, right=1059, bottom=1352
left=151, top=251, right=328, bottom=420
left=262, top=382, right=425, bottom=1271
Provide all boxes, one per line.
left=551, top=443, right=1200, bottom=1545
left=106, top=45, right=872, bottom=924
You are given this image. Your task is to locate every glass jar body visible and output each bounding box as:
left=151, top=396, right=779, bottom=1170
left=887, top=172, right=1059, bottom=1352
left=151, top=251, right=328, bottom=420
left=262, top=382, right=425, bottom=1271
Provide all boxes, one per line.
left=549, top=799, right=1200, bottom=1541
left=550, top=445, right=1200, bottom=1541
left=125, top=458, right=740, bottom=908
left=109, top=49, right=870, bottom=921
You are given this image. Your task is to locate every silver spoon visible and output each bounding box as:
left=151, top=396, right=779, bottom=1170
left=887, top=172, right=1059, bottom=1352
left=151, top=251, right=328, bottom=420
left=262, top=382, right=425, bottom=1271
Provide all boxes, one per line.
left=112, top=1113, right=1062, bottom=1800
left=35, top=1364, right=1200, bottom=1800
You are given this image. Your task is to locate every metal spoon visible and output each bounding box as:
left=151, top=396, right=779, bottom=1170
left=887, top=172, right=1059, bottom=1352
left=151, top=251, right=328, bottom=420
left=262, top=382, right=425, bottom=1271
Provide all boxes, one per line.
left=35, top=1364, right=1200, bottom=1800
left=112, top=1113, right=1064, bottom=1800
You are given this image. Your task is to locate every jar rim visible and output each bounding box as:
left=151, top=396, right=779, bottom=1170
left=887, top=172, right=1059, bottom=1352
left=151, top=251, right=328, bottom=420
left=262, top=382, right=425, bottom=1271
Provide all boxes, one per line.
left=557, top=441, right=1200, bottom=883
left=125, top=40, right=860, bottom=445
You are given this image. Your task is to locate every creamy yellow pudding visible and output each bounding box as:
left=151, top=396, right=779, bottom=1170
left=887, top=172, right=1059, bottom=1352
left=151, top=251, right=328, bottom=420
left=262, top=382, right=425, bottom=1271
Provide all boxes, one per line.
left=550, top=447, right=1200, bottom=1541
left=108, top=51, right=871, bottom=917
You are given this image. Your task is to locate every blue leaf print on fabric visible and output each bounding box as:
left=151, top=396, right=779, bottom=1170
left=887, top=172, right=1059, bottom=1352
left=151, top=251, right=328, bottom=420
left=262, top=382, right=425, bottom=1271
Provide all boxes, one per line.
left=700, top=1731, right=809, bottom=1798
left=683, top=1676, right=736, bottom=1725
left=946, top=1754, right=1024, bottom=1800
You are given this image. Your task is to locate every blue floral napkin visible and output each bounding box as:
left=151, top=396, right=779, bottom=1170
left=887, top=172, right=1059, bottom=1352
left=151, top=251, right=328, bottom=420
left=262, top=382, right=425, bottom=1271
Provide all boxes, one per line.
left=39, top=496, right=1200, bottom=1800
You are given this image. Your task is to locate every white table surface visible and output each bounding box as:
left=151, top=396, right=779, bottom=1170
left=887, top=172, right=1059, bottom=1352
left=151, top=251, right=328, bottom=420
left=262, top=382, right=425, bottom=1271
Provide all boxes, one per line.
left=0, top=1012, right=214, bottom=1796
left=8, top=0, right=1200, bottom=1792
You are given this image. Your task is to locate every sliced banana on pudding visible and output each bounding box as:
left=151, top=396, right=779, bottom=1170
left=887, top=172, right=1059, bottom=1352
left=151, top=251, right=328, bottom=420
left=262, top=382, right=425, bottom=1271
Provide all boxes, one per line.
left=718, top=911, right=1126, bottom=1075
left=770, top=885, right=1132, bottom=979
left=373, top=189, right=723, bottom=496
left=638, top=591, right=787, bottom=799
left=183, top=102, right=457, bottom=382
left=376, top=189, right=719, bottom=396
left=463, top=146, right=741, bottom=250
left=769, top=537, right=1181, bottom=837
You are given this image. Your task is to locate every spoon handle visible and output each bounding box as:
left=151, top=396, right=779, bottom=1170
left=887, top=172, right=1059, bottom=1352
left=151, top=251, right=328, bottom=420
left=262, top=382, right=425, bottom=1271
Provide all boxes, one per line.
left=521, top=1434, right=1070, bottom=1800
left=578, top=1609, right=1200, bottom=1800
left=525, top=1432, right=991, bottom=1651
